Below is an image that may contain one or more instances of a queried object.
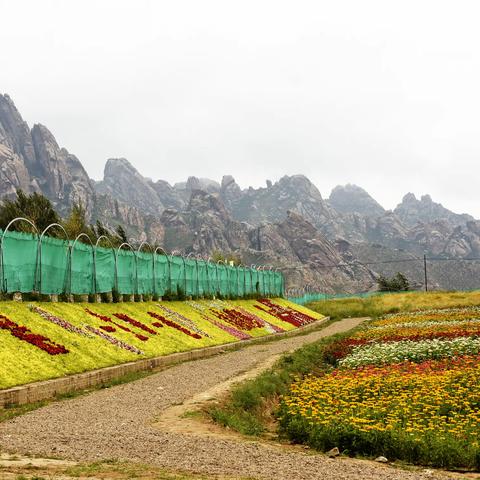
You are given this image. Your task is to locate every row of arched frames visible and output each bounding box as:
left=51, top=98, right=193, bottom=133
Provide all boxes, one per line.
left=0, top=217, right=283, bottom=297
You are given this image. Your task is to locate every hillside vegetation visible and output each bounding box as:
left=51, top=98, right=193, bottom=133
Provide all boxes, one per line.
left=308, top=290, right=480, bottom=320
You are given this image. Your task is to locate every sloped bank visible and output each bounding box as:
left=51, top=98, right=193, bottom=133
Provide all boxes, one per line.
left=0, top=298, right=323, bottom=406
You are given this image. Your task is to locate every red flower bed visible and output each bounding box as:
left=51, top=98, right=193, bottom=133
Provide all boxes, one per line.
left=0, top=314, right=68, bottom=355
left=151, top=322, right=164, bottom=328
left=147, top=311, right=201, bottom=339
left=85, top=308, right=133, bottom=333
left=113, top=313, right=157, bottom=335
left=322, top=338, right=369, bottom=363
left=255, top=299, right=316, bottom=327
left=99, top=325, right=116, bottom=333
left=210, top=308, right=263, bottom=331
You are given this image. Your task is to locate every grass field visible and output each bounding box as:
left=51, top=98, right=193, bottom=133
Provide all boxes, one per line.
left=307, top=290, right=480, bottom=320
left=0, top=298, right=322, bottom=390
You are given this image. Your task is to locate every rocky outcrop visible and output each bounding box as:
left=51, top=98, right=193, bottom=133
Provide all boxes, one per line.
left=328, top=184, right=385, bottom=217
left=394, top=193, right=473, bottom=227
left=31, top=124, right=95, bottom=216
left=96, top=158, right=164, bottom=216
left=0, top=94, right=95, bottom=216
left=0, top=94, right=36, bottom=172
left=151, top=179, right=185, bottom=211
left=0, top=143, right=32, bottom=197
left=225, top=174, right=335, bottom=228
left=220, top=175, right=243, bottom=211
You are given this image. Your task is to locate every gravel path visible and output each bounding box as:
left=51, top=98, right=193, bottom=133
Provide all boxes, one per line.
left=0, top=318, right=451, bottom=479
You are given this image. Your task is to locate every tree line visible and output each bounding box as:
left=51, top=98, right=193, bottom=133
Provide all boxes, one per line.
left=0, top=189, right=127, bottom=248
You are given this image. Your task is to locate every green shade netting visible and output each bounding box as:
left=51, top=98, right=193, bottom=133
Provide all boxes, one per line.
left=39, top=235, right=69, bottom=294
left=153, top=255, right=169, bottom=296
left=207, top=263, right=218, bottom=295
left=116, top=248, right=135, bottom=294
left=218, top=264, right=229, bottom=296
left=169, top=256, right=184, bottom=295
left=136, top=251, right=154, bottom=295
left=0, top=230, right=284, bottom=296
left=94, top=246, right=116, bottom=293
left=70, top=241, right=94, bottom=294
left=1, top=230, right=38, bottom=293
left=197, top=261, right=208, bottom=296
left=184, top=258, right=196, bottom=296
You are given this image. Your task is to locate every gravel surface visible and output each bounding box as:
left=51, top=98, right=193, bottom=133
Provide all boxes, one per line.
left=0, top=318, right=451, bottom=479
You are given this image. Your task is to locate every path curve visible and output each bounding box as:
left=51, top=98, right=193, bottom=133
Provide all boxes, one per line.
left=0, top=318, right=449, bottom=479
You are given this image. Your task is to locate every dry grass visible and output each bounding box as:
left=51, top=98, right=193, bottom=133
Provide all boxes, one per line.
left=308, top=290, right=480, bottom=320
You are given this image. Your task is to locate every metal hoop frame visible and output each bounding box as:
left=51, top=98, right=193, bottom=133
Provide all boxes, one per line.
left=154, top=247, right=170, bottom=295
left=1, top=218, right=39, bottom=293
left=0, top=220, right=283, bottom=297
left=169, top=250, right=182, bottom=295
left=94, top=235, right=118, bottom=293
left=137, top=241, right=154, bottom=295
left=71, top=233, right=95, bottom=295
left=117, top=242, right=137, bottom=295
left=38, top=223, right=69, bottom=294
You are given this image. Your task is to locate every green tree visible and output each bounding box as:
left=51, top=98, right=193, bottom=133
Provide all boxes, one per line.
left=116, top=225, right=127, bottom=244
left=211, top=250, right=242, bottom=266
left=62, top=202, right=94, bottom=241
left=0, top=189, right=60, bottom=234
left=377, top=272, right=410, bottom=292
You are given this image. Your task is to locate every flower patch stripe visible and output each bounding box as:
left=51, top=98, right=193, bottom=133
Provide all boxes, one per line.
left=0, top=314, right=68, bottom=355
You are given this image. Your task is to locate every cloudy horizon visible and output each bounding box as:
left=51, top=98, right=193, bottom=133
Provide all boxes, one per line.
left=2, top=0, right=480, bottom=216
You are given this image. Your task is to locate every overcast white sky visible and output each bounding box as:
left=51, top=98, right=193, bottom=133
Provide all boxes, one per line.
left=1, top=0, right=480, bottom=215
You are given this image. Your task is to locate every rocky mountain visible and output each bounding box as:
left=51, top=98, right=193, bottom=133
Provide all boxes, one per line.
left=224, top=174, right=335, bottom=228
left=328, top=184, right=385, bottom=217
left=2, top=92, right=480, bottom=292
left=394, top=193, right=473, bottom=227
left=0, top=94, right=96, bottom=216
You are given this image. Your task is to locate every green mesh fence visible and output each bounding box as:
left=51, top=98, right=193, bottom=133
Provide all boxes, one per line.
left=94, top=246, right=116, bottom=294
left=38, top=235, right=69, bottom=294
left=70, top=241, right=94, bottom=294
left=1, top=230, right=38, bottom=293
left=153, top=255, right=169, bottom=296
left=0, top=229, right=284, bottom=297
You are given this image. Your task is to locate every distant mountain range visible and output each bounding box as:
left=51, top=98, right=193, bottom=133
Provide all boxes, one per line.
left=1, top=92, right=479, bottom=292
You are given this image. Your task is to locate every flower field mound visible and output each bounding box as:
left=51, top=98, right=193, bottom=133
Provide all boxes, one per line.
left=280, top=304, right=480, bottom=470
left=0, top=298, right=322, bottom=390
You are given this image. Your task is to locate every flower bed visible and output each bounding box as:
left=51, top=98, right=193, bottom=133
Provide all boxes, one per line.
left=280, top=305, right=480, bottom=469
left=85, top=308, right=152, bottom=341
left=147, top=311, right=201, bottom=339
left=0, top=298, right=322, bottom=390
left=255, top=298, right=316, bottom=327
left=0, top=314, right=68, bottom=355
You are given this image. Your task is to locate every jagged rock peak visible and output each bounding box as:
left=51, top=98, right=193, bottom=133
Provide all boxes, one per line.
left=329, top=184, right=385, bottom=217
left=394, top=192, right=474, bottom=227
left=221, top=175, right=237, bottom=189
left=401, top=192, right=417, bottom=203
left=104, top=157, right=142, bottom=178
left=277, top=174, right=323, bottom=200
left=175, top=177, right=220, bottom=193
left=30, top=122, right=94, bottom=213
left=187, top=190, right=229, bottom=221
left=0, top=93, right=36, bottom=170
left=100, top=157, right=164, bottom=215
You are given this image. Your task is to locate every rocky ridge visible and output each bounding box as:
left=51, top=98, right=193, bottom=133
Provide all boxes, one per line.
left=1, top=93, right=479, bottom=292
